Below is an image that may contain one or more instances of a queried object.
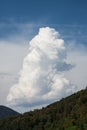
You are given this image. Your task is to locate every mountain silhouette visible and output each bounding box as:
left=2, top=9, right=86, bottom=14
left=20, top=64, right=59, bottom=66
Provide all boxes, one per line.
left=0, top=88, right=87, bottom=129
left=0, top=105, right=19, bottom=119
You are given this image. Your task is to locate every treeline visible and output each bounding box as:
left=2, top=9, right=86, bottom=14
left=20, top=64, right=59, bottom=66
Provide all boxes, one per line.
left=0, top=88, right=87, bottom=130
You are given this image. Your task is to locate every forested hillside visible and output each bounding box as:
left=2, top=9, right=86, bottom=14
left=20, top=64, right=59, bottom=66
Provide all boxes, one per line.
left=0, top=88, right=87, bottom=130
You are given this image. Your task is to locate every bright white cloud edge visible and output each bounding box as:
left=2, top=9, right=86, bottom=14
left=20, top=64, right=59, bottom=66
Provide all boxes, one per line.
left=7, top=27, right=77, bottom=108
left=0, top=24, right=87, bottom=113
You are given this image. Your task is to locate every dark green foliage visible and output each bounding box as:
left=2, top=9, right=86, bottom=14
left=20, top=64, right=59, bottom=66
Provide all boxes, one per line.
left=0, top=88, right=87, bottom=130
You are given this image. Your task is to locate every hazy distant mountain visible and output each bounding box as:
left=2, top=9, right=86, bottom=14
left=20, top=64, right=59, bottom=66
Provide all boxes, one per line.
left=0, top=105, right=19, bottom=119
left=0, top=88, right=87, bottom=130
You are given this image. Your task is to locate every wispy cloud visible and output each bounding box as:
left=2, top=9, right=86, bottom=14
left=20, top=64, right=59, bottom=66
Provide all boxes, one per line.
left=65, top=42, right=87, bottom=90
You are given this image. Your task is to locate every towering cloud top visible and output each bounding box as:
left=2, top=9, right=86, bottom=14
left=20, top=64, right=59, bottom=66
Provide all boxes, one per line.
left=7, top=27, right=76, bottom=107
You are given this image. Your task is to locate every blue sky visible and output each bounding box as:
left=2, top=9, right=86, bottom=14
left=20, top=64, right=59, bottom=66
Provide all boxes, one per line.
left=0, top=0, right=87, bottom=24
left=0, top=0, right=87, bottom=45
left=0, top=0, right=87, bottom=112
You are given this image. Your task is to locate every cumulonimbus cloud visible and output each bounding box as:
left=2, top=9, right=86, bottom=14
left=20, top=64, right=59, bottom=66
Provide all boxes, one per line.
left=7, top=27, right=76, bottom=107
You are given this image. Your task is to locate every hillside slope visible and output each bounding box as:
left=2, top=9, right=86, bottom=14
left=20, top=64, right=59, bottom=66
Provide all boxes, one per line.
left=0, top=106, right=19, bottom=119
left=0, top=88, right=87, bottom=130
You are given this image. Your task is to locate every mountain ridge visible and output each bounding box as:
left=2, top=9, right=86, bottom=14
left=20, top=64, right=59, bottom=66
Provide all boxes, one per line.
left=0, top=105, right=19, bottom=119
left=0, top=88, right=87, bottom=130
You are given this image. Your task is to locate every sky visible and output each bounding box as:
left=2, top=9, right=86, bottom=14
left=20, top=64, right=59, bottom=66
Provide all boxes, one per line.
left=0, top=0, right=87, bottom=113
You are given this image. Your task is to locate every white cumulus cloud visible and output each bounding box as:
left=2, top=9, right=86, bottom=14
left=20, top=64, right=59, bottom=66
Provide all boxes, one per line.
left=7, top=27, right=77, bottom=107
